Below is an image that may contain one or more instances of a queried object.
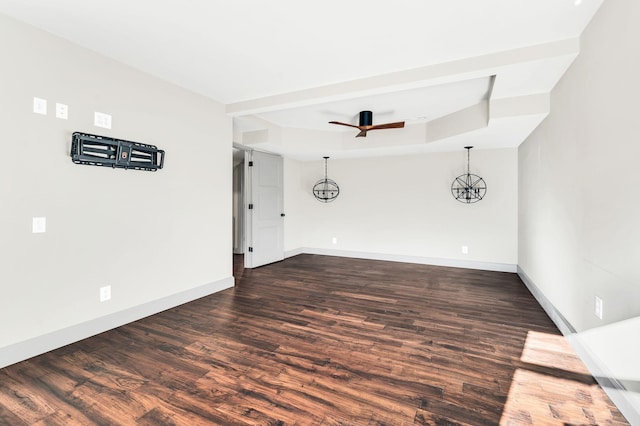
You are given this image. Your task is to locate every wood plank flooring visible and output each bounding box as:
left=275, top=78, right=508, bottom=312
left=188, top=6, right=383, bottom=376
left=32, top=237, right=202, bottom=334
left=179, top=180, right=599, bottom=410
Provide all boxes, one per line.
left=0, top=254, right=629, bottom=425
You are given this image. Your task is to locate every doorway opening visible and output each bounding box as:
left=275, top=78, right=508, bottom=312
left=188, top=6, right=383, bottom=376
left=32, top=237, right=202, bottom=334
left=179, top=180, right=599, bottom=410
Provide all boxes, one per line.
left=232, top=147, right=245, bottom=278
left=232, top=146, right=285, bottom=275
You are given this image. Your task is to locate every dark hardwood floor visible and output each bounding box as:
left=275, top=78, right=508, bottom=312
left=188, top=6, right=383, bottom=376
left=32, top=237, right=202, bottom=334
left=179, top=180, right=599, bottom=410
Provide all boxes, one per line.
left=0, top=254, right=628, bottom=425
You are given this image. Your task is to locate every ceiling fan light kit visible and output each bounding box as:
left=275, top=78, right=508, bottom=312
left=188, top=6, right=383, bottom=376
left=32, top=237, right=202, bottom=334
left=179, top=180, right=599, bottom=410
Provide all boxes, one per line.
left=451, top=146, right=487, bottom=204
left=329, top=110, right=405, bottom=138
left=313, top=157, right=340, bottom=203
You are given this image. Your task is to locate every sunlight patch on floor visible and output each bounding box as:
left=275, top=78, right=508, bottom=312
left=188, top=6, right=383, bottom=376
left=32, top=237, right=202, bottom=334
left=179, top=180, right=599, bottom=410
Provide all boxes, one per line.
left=499, top=331, right=627, bottom=425
left=500, top=369, right=622, bottom=425
left=521, top=331, right=591, bottom=376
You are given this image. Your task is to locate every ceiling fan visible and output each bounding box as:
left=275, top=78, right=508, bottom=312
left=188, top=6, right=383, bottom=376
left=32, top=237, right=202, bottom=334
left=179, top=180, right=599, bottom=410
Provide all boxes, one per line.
left=329, top=110, right=405, bottom=138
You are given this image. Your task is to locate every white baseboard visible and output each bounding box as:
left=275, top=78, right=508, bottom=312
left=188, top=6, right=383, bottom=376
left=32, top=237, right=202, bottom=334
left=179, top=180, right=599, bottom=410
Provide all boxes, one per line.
left=517, top=266, right=639, bottom=425
left=284, top=247, right=304, bottom=258
left=517, top=266, right=575, bottom=335
left=286, top=247, right=517, bottom=273
left=0, top=276, right=235, bottom=369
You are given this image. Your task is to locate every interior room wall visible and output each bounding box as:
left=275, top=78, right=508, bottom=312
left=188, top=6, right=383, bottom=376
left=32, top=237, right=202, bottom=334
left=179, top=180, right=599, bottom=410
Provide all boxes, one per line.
left=518, top=0, right=640, bottom=334
left=518, top=1, right=640, bottom=420
left=284, top=148, right=518, bottom=270
left=0, top=14, right=232, bottom=365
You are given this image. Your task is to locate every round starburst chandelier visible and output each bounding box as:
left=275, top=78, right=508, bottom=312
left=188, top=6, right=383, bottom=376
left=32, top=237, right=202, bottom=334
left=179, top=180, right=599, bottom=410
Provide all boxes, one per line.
left=313, top=157, right=339, bottom=203
left=451, top=146, right=486, bottom=204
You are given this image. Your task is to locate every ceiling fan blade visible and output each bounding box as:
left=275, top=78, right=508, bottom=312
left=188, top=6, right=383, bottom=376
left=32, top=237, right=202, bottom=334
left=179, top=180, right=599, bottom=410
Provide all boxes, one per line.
left=369, top=121, right=405, bottom=130
left=329, top=121, right=361, bottom=129
left=356, top=130, right=367, bottom=138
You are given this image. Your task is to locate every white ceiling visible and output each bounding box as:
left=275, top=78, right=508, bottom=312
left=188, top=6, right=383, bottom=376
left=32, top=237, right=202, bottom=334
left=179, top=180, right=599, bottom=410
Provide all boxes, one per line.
left=0, top=0, right=604, bottom=160
left=258, top=77, right=493, bottom=131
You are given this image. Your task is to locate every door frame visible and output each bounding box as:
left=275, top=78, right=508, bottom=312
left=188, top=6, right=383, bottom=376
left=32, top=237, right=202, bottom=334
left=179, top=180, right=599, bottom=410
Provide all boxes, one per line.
left=232, top=144, right=285, bottom=269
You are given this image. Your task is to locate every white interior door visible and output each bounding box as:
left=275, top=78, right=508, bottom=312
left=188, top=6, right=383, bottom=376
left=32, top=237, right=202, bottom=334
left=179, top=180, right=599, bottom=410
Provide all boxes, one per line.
left=245, top=151, right=284, bottom=268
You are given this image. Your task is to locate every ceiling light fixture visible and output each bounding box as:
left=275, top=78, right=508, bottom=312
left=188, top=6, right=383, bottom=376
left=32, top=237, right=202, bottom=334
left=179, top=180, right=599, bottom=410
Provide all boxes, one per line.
left=313, top=157, right=340, bottom=203
left=451, top=146, right=486, bottom=203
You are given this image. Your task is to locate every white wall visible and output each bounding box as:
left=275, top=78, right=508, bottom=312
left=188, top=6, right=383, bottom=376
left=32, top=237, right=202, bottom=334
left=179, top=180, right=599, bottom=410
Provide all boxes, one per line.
left=0, top=14, right=232, bottom=363
left=518, top=1, right=640, bottom=421
left=518, top=0, right=640, bottom=333
left=285, top=148, right=518, bottom=269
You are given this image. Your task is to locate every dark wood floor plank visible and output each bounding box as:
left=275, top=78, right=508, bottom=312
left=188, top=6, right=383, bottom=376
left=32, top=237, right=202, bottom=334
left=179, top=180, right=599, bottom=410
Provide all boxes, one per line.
left=0, top=405, right=28, bottom=426
left=0, top=369, right=58, bottom=424
left=0, top=254, right=629, bottom=425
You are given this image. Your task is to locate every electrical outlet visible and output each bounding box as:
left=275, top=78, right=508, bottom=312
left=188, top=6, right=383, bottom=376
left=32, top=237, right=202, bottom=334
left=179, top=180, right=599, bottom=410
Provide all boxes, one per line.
left=100, top=285, right=111, bottom=302
left=594, top=296, right=603, bottom=319
left=55, top=103, right=68, bottom=119
left=33, top=97, right=47, bottom=115
left=94, top=111, right=112, bottom=129
left=332, top=237, right=337, bottom=245
left=32, top=217, right=46, bottom=233
left=461, top=245, right=469, bottom=254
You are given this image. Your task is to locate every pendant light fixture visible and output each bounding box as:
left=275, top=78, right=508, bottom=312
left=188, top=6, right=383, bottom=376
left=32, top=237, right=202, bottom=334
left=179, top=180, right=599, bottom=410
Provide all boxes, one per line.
left=451, top=146, right=486, bottom=203
left=313, top=156, right=340, bottom=203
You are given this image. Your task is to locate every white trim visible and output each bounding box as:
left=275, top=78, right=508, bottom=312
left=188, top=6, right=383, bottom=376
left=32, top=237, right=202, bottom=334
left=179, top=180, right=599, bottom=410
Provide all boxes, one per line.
left=286, top=247, right=517, bottom=273
left=517, top=266, right=640, bottom=424
left=284, top=247, right=304, bottom=258
left=0, top=276, right=235, bottom=369
left=517, top=266, right=575, bottom=335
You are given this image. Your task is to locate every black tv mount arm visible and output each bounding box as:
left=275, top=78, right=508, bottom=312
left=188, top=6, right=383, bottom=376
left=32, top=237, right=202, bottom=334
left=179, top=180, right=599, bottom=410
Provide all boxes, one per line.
left=70, top=132, right=165, bottom=171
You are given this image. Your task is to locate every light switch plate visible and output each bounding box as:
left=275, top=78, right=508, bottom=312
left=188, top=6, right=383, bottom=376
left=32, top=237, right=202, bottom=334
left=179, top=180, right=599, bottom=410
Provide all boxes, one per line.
left=32, top=217, right=46, bottom=233
left=33, top=97, right=47, bottom=115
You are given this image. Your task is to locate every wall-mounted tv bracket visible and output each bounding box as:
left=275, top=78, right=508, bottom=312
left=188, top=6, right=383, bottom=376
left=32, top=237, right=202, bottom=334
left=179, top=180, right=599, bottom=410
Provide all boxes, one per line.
left=71, top=132, right=164, bottom=171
